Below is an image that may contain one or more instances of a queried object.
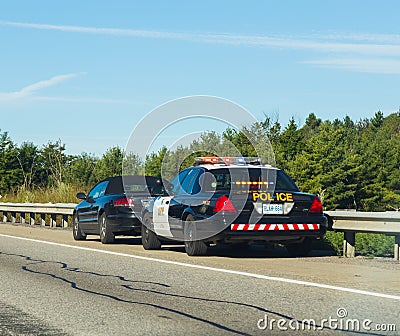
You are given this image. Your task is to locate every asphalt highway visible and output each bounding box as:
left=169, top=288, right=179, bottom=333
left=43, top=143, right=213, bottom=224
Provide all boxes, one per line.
left=0, top=223, right=399, bottom=335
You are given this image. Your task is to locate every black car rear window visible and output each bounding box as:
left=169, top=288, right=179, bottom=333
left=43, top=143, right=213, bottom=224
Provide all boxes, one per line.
left=202, top=168, right=299, bottom=192
left=105, top=176, right=162, bottom=195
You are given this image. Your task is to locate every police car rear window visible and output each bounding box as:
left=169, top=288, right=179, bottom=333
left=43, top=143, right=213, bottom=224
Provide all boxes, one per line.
left=203, top=168, right=299, bottom=192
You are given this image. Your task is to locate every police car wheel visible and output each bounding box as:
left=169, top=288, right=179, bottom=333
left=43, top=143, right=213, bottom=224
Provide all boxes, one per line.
left=184, top=215, right=207, bottom=256
left=73, top=213, right=86, bottom=241
left=141, top=213, right=161, bottom=250
left=99, top=213, right=115, bottom=244
left=286, top=238, right=312, bottom=257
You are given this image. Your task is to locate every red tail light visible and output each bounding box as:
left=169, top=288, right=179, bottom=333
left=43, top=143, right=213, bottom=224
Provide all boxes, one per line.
left=214, top=195, right=237, bottom=213
left=309, top=197, right=323, bottom=213
left=113, top=197, right=134, bottom=207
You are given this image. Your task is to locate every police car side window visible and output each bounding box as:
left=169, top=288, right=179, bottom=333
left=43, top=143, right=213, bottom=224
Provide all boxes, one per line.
left=170, top=169, right=190, bottom=194
left=180, top=168, right=201, bottom=195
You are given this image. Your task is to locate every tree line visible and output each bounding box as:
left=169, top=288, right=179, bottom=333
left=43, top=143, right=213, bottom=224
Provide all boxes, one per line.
left=1, top=110, right=399, bottom=211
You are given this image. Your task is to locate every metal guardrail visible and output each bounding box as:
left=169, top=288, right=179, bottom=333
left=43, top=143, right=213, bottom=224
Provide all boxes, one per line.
left=0, top=203, right=399, bottom=260
left=0, top=202, right=76, bottom=228
left=325, top=210, right=400, bottom=260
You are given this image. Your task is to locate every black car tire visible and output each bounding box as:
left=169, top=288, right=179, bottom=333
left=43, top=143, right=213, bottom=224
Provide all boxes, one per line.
left=99, top=213, right=115, bottom=244
left=286, top=238, right=313, bottom=257
left=141, top=213, right=161, bottom=250
left=73, top=213, right=86, bottom=241
left=184, top=215, right=207, bottom=256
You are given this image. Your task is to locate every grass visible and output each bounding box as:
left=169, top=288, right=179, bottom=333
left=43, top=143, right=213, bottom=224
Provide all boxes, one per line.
left=1, top=183, right=85, bottom=204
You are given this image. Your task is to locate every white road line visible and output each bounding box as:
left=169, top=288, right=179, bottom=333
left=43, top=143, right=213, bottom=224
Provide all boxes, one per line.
left=1, top=233, right=400, bottom=301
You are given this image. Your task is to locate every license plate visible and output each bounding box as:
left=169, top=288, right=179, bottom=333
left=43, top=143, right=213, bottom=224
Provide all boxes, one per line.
left=263, top=203, right=283, bottom=215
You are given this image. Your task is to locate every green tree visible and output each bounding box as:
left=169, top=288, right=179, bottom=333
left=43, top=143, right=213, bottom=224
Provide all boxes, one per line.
left=93, top=146, right=124, bottom=181
left=0, top=130, right=20, bottom=193
left=123, top=152, right=145, bottom=176
left=39, top=140, right=71, bottom=186
left=145, top=146, right=167, bottom=177
left=16, top=142, right=41, bottom=190
left=65, top=153, right=98, bottom=187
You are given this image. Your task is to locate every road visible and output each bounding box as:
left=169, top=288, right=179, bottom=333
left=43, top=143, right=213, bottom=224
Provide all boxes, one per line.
left=0, top=223, right=399, bottom=335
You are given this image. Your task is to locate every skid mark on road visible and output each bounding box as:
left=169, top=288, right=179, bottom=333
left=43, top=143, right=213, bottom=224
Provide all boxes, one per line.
left=1, top=233, right=400, bottom=301
left=1, top=250, right=379, bottom=336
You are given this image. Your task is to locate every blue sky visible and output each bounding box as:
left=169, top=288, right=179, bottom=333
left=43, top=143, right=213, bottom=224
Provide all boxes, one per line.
left=1, top=0, right=400, bottom=155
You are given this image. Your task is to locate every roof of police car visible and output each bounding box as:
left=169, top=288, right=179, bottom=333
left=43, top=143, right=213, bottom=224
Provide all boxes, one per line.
left=194, top=164, right=280, bottom=170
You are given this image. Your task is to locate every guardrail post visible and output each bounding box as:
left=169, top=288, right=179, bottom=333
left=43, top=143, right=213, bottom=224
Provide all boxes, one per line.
left=395, top=236, right=400, bottom=261
left=62, top=215, right=69, bottom=228
left=30, top=213, right=35, bottom=225
left=50, top=214, right=57, bottom=227
left=40, top=214, right=46, bottom=226
left=11, top=212, right=16, bottom=223
left=2, top=211, right=7, bottom=223
left=343, top=232, right=356, bottom=257
left=20, top=212, right=25, bottom=224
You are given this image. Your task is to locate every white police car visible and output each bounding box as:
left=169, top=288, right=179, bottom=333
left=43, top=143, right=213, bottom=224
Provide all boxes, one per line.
left=141, top=157, right=327, bottom=256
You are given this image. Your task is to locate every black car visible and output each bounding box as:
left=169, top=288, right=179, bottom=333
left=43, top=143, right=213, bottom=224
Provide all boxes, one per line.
left=73, top=175, right=166, bottom=244
left=141, top=157, right=328, bottom=256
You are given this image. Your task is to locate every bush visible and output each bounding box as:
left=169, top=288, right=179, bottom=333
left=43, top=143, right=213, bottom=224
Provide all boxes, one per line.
left=319, top=231, right=394, bottom=257
left=355, top=233, right=395, bottom=256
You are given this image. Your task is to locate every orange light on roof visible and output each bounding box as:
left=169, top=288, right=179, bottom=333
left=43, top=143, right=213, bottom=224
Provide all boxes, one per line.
left=203, top=157, right=220, bottom=163
left=234, top=181, right=271, bottom=185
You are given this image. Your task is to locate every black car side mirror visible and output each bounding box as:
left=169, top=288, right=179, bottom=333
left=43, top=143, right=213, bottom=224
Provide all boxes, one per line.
left=76, top=192, right=87, bottom=200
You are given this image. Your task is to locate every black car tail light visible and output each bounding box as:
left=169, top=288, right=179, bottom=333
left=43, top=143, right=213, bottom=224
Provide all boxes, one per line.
left=309, top=197, right=323, bottom=213
left=113, top=197, right=134, bottom=207
left=214, top=195, right=237, bottom=213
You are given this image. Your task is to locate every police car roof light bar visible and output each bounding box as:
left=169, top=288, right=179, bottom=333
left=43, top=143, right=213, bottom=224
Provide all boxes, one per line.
left=194, top=157, right=262, bottom=166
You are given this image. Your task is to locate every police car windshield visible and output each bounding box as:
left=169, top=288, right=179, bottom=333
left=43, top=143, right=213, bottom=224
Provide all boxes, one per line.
left=204, top=168, right=299, bottom=192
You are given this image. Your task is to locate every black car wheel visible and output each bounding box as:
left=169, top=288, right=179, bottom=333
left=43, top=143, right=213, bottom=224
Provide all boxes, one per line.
left=99, top=213, right=115, bottom=244
left=184, top=214, right=207, bottom=256
left=286, top=238, right=313, bottom=257
left=141, top=213, right=161, bottom=250
left=73, top=213, right=86, bottom=241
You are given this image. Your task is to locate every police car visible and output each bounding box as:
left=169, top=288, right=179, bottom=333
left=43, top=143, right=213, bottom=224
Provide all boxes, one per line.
left=141, top=157, right=328, bottom=256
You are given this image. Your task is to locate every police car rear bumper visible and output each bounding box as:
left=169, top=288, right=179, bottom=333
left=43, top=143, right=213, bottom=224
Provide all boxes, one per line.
left=192, top=213, right=328, bottom=242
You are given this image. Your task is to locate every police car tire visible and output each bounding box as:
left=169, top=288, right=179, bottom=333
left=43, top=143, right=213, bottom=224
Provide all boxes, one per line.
left=184, top=215, right=207, bottom=256
left=141, top=213, right=162, bottom=250
left=286, top=238, right=312, bottom=257
left=99, top=213, right=115, bottom=244
left=73, top=213, right=86, bottom=241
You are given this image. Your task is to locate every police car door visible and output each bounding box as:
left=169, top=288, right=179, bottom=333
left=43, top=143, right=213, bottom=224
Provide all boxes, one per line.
left=152, top=169, right=190, bottom=237
left=169, top=168, right=201, bottom=230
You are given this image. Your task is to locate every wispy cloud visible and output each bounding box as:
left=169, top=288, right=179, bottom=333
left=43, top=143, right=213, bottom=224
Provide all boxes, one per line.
left=303, top=58, right=400, bottom=74
left=0, top=72, right=135, bottom=104
left=0, top=72, right=85, bottom=100
left=311, top=32, right=400, bottom=45
left=1, top=20, right=400, bottom=57
left=33, top=95, right=134, bottom=104
left=2, top=20, right=400, bottom=75
left=0, top=20, right=188, bottom=39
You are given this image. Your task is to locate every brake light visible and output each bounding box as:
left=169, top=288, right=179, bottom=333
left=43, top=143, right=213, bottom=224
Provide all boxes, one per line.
left=309, top=197, right=323, bottom=213
left=113, top=197, right=134, bottom=207
left=214, top=195, right=237, bottom=213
